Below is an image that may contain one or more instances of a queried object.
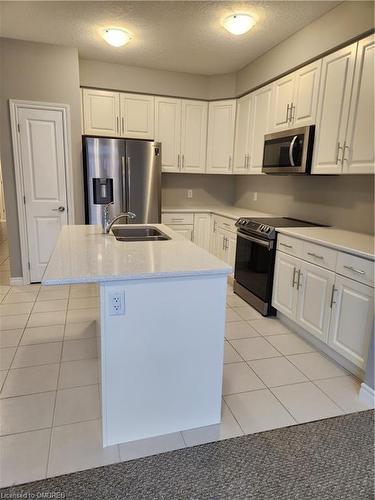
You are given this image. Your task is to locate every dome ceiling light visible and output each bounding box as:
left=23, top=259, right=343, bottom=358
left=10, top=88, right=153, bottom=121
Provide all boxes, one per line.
left=223, top=14, right=255, bottom=35
left=102, top=28, right=131, bottom=47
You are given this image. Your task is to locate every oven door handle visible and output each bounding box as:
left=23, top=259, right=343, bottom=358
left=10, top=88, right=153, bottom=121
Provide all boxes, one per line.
left=289, top=135, right=297, bottom=167
left=237, top=231, right=273, bottom=249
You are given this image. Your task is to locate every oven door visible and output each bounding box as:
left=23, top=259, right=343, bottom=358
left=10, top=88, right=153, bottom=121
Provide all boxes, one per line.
left=234, top=231, right=275, bottom=303
left=262, top=125, right=315, bottom=174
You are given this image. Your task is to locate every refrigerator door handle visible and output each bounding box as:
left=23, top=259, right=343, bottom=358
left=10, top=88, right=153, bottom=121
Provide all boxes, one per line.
left=126, top=156, right=131, bottom=213
left=121, top=156, right=127, bottom=212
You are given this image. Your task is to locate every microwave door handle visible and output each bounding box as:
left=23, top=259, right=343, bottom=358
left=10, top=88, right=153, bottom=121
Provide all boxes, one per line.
left=289, top=135, right=297, bottom=166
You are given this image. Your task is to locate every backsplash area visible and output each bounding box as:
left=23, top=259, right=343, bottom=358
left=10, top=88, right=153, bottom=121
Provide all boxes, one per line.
left=234, top=175, right=374, bottom=235
left=162, top=173, right=235, bottom=208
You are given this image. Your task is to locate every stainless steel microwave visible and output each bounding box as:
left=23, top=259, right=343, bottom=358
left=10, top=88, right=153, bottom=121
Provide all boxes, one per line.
left=262, top=125, right=315, bottom=174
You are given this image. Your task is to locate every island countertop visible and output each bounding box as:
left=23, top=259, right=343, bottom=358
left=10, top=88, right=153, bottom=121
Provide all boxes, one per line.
left=42, top=224, right=232, bottom=285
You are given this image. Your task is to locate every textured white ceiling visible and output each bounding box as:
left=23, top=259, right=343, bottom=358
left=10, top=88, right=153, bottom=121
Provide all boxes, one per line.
left=0, top=1, right=340, bottom=75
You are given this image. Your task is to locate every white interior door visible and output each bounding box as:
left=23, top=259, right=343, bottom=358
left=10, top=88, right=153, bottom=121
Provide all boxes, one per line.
left=17, top=107, right=68, bottom=282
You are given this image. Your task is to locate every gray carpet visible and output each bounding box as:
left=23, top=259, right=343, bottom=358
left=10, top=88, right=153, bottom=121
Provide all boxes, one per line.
left=1, top=411, right=374, bottom=500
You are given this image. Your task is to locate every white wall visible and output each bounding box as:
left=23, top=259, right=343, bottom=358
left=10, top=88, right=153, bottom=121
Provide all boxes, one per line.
left=236, top=1, right=375, bottom=95
left=162, top=174, right=235, bottom=208
left=234, top=175, right=374, bottom=235
left=0, top=38, right=83, bottom=277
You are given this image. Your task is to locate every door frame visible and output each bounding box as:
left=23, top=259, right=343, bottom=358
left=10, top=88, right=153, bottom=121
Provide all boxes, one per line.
left=9, top=99, right=75, bottom=284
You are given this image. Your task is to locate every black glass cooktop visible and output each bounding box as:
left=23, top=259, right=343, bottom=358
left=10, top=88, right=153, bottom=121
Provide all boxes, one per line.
left=245, top=217, right=322, bottom=228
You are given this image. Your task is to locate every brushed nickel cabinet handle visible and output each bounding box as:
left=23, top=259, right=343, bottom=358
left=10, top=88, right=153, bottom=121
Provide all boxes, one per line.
left=228, top=156, right=232, bottom=169
left=343, top=265, right=365, bottom=275
left=330, top=285, right=337, bottom=308
left=181, top=154, right=185, bottom=169
left=286, top=104, right=290, bottom=123
left=307, top=252, right=324, bottom=260
left=177, top=154, right=180, bottom=170
left=292, top=267, right=297, bottom=288
left=280, top=242, right=293, bottom=249
left=121, top=117, right=125, bottom=135
left=336, top=142, right=343, bottom=164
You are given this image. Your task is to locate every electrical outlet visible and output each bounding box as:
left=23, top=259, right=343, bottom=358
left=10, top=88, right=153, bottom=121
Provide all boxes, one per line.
left=253, top=192, right=258, bottom=201
left=109, top=291, right=125, bottom=315
left=187, top=189, right=193, bottom=199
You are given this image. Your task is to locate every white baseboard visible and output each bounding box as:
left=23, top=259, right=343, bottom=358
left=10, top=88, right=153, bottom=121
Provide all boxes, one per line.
left=359, top=383, right=375, bottom=408
left=9, top=277, right=25, bottom=286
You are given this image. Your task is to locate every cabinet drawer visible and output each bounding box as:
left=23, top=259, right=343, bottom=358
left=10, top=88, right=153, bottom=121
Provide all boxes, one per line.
left=213, top=215, right=237, bottom=233
left=277, top=234, right=303, bottom=257
left=162, top=212, right=194, bottom=225
left=336, top=253, right=374, bottom=287
left=302, top=241, right=337, bottom=271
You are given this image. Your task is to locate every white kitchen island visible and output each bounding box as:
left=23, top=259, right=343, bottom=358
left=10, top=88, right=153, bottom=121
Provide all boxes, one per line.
left=43, top=224, right=231, bottom=446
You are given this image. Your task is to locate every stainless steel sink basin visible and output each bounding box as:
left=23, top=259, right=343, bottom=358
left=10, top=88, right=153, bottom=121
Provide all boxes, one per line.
left=111, top=226, right=171, bottom=242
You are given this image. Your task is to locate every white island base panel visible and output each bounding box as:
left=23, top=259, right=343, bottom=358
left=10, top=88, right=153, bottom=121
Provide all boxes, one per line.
left=99, top=274, right=227, bottom=447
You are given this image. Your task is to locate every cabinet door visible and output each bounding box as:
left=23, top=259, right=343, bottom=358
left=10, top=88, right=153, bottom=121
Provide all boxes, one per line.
left=248, top=85, right=273, bottom=174
left=270, top=73, right=295, bottom=131
left=296, top=261, right=335, bottom=342
left=233, top=94, right=251, bottom=174
left=120, top=93, right=154, bottom=139
left=292, top=60, right=321, bottom=128
left=155, top=97, right=181, bottom=173
left=312, top=43, right=357, bottom=174
left=328, top=275, right=374, bottom=368
left=226, top=232, right=237, bottom=270
left=181, top=100, right=207, bottom=173
left=82, top=89, right=120, bottom=137
left=272, top=252, right=299, bottom=319
left=211, top=226, right=226, bottom=260
left=206, top=100, right=236, bottom=174
left=344, top=34, right=375, bottom=174
left=193, top=213, right=211, bottom=250
left=168, top=225, right=193, bottom=241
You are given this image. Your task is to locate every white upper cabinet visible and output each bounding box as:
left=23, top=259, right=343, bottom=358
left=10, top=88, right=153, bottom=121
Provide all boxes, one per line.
left=292, top=60, right=321, bottom=128
left=233, top=94, right=252, bottom=174
left=155, top=97, right=181, bottom=173
left=206, top=100, right=236, bottom=174
left=343, top=34, right=375, bottom=174
left=120, top=93, right=154, bottom=139
left=328, top=275, right=374, bottom=369
left=180, top=100, right=208, bottom=173
left=270, top=60, right=321, bottom=132
left=82, top=89, right=120, bottom=137
left=248, top=85, right=273, bottom=174
left=270, top=73, right=295, bottom=131
left=312, top=43, right=357, bottom=174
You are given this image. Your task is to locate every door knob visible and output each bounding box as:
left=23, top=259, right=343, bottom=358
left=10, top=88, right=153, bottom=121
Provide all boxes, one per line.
left=52, top=206, right=65, bottom=212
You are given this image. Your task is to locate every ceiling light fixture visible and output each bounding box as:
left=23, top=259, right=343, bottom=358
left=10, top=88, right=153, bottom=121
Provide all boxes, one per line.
left=223, top=14, right=255, bottom=35
left=102, top=28, right=131, bottom=47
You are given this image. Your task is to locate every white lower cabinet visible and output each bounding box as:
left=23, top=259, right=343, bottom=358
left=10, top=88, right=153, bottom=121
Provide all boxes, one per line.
left=168, top=225, right=193, bottom=241
left=210, top=217, right=237, bottom=269
left=193, top=213, right=211, bottom=251
left=296, top=261, right=335, bottom=343
left=328, top=275, right=374, bottom=368
left=272, top=253, right=299, bottom=318
left=273, top=245, right=374, bottom=369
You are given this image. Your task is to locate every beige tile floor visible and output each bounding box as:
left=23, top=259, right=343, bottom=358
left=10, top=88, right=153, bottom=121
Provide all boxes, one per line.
left=0, top=280, right=371, bottom=488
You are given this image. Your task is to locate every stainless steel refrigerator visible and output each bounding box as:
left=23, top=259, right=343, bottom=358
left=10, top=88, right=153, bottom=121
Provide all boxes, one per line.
left=83, top=137, right=161, bottom=227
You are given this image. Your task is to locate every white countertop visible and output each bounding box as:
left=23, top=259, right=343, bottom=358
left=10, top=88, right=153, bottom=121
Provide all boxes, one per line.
left=163, top=205, right=374, bottom=260
left=277, top=227, right=374, bottom=260
left=42, top=224, right=231, bottom=285
left=162, top=205, right=276, bottom=220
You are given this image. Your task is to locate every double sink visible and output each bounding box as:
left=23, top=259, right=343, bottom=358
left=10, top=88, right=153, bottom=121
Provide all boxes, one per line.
left=111, top=226, right=171, bottom=242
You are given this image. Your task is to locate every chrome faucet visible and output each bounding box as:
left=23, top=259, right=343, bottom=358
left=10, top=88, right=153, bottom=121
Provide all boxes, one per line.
left=103, top=204, right=136, bottom=234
